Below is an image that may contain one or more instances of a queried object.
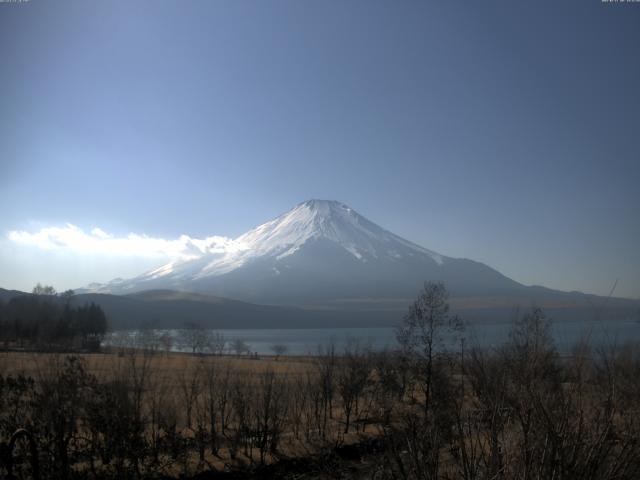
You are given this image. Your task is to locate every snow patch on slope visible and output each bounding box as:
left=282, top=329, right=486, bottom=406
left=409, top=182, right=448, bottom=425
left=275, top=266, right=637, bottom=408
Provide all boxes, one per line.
left=190, top=199, right=445, bottom=277
left=85, top=199, right=446, bottom=291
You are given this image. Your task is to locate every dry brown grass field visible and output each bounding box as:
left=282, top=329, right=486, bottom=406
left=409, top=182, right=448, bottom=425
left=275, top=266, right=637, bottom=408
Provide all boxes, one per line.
left=0, top=348, right=386, bottom=478
left=0, top=350, right=315, bottom=381
left=2, top=295, right=640, bottom=479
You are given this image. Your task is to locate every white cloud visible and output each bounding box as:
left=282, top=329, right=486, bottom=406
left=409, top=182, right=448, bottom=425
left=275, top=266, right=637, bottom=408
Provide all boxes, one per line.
left=90, top=227, right=112, bottom=239
left=7, top=224, right=239, bottom=260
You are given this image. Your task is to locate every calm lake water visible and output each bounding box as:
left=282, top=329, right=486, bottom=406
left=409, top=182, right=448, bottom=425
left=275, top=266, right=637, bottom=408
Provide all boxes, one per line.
left=112, top=318, right=640, bottom=356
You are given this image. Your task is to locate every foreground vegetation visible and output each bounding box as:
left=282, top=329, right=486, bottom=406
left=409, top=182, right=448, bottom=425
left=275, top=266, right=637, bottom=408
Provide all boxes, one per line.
left=1, top=283, right=640, bottom=479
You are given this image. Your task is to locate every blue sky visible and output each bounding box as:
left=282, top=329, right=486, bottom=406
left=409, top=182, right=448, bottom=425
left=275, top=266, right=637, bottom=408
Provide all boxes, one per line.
left=0, top=0, right=638, bottom=298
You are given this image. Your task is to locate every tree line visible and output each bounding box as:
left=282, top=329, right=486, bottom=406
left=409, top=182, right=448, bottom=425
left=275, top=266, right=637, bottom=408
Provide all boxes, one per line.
left=0, top=284, right=108, bottom=351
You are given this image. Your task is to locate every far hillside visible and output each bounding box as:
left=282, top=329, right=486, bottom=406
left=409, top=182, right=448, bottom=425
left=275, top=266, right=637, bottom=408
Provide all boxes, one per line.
left=1, top=286, right=638, bottom=331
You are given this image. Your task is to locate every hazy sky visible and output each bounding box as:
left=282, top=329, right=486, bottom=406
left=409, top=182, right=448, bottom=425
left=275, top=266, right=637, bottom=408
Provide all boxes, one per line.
left=1, top=0, right=638, bottom=298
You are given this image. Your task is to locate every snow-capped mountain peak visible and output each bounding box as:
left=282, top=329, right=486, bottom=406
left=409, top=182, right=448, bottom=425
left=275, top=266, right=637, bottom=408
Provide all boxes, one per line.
left=201, top=199, right=444, bottom=273
left=82, top=200, right=448, bottom=294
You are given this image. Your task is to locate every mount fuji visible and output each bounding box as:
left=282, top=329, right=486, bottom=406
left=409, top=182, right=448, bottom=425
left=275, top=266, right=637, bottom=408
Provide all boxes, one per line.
left=81, top=200, right=638, bottom=322
left=77, top=200, right=548, bottom=304
left=84, top=200, right=515, bottom=300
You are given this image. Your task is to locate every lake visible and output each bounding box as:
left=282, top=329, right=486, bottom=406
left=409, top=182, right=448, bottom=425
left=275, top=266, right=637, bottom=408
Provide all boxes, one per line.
left=110, top=318, right=640, bottom=356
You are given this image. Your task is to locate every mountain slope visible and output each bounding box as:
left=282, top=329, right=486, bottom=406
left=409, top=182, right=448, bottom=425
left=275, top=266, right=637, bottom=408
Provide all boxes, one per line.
left=78, top=200, right=639, bottom=323
left=85, top=200, right=522, bottom=304
left=0, top=287, right=399, bottom=329
left=0, top=287, right=29, bottom=304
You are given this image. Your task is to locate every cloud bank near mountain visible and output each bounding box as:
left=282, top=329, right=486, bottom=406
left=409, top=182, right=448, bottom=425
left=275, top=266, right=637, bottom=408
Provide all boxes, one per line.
left=7, top=224, right=237, bottom=260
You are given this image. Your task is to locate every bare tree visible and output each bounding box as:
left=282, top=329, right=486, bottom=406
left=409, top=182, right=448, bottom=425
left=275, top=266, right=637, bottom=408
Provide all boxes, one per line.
left=315, top=342, right=337, bottom=439
left=270, top=343, right=288, bottom=360
left=337, top=339, right=371, bottom=433
left=135, top=324, right=162, bottom=354
left=178, top=322, right=209, bottom=355
left=251, top=369, right=288, bottom=464
left=230, top=338, right=250, bottom=357
left=32, top=283, right=57, bottom=296
left=159, top=331, right=173, bottom=355
left=178, top=363, right=202, bottom=431
left=206, top=331, right=226, bottom=356
left=396, top=281, right=461, bottom=413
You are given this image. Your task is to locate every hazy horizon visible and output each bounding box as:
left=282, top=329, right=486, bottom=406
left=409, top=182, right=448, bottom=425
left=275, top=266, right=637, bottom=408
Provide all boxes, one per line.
left=1, top=1, right=639, bottom=298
